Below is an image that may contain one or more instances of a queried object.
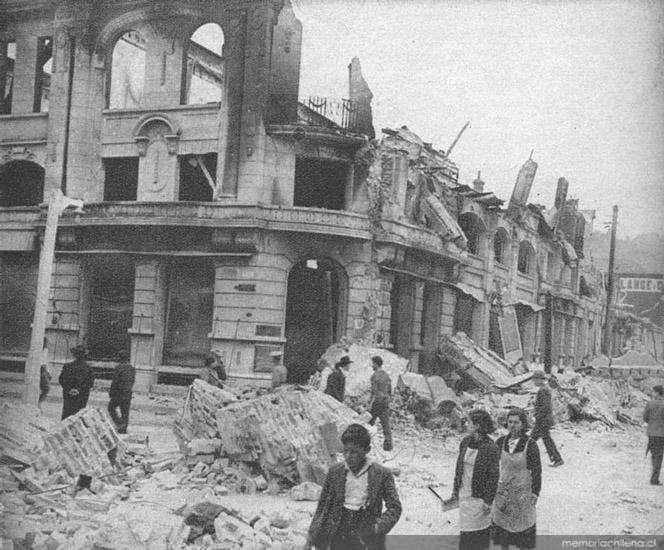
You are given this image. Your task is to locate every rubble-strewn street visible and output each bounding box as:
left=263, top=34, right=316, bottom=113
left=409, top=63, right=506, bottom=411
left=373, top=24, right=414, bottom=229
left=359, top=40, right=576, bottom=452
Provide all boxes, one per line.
left=2, top=354, right=663, bottom=549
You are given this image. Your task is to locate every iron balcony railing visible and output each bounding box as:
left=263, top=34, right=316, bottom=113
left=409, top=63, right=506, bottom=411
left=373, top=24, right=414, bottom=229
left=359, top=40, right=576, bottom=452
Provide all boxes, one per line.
left=304, top=96, right=358, bottom=131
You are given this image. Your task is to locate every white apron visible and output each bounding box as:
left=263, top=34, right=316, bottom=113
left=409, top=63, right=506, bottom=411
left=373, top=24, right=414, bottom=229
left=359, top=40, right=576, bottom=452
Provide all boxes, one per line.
left=493, top=438, right=537, bottom=533
left=459, top=448, right=492, bottom=531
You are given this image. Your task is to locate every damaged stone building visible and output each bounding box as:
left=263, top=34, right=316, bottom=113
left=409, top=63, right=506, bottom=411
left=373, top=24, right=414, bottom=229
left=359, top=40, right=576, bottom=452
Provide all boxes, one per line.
left=0, top=0, right=605, bottom=390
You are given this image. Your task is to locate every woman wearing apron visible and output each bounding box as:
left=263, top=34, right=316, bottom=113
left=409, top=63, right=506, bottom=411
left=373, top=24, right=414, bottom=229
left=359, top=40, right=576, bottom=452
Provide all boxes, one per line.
left=492, top=407, right=542, bottom=550
left=451, top=409, right=500, bottom=550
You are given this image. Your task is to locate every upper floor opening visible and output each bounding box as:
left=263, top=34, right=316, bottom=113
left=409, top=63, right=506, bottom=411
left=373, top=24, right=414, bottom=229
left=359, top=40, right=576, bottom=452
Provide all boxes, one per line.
left=0, top=160, right=44, bottom=207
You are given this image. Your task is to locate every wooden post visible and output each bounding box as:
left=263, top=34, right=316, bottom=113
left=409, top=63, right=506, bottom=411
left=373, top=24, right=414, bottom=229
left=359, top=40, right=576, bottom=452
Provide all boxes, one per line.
left=601, top=205, right=618, bottom=356
left=23, top=189, right=83, bottom=407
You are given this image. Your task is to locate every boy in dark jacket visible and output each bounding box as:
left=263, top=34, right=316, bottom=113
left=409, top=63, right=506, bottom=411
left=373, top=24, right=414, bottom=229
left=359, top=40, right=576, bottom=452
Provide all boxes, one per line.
left=107, top=350, right=135, bottom=434
left=59, top=344, right=94, bottom=420
left=305, top=423, right=401, bottom=550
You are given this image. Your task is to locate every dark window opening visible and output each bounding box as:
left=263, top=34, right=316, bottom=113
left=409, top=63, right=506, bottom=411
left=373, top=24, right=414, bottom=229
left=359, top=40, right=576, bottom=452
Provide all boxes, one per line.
left=33, top=37, right=52, bottom=113
left=181, top=23, right=224, bottom=105
left=294, top=158, right=347, bottom=210
left=0, top=40, right=16, bottom=115
left=179, top=153, right=216, bottom=201
left=453, top=294, right=475, bottom=338
left=107, top=31, right=146, bottom=109
left=488, top=307, right=503, bottom=357
left=103, top=157, right=138, bottom=201
left=579, top=275, right=593, bottom=298
left=517, top=242, right=534, bottom=275
left=389, top=275, right=414, bottom=357
left=163, top=259, right=214, bottom=367
left=0, top=252, right=38, bottom=354
left=493, top=229, right=509, bottom=265
left=0, top=160, right=44, bottom=206
left=87, top=256, right=135, bottom=360
left=458, top=213, right=484, bottom=256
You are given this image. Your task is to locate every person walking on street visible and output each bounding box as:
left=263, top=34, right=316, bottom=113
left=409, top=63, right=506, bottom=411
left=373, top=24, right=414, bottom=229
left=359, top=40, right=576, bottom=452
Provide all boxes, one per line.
left=59, top=344, right=94, bottom=420
left=369, top=356, right=393, bottom=451
left=530, top=370, right=564, bottom=467
left=450, top=409, right=500, bottom=550
left=304, top=423, right=402, bottom=550
left=107, top=350, right=135, bottom=434
left=270, top=350, right=288, bottom=389
left=38, top=337, right=51, bottom=412
left=325, top=355, right=352, bottom=403
left=492, top=408, right=542, bottom=550
left=644, top=384, right=664, bottom=485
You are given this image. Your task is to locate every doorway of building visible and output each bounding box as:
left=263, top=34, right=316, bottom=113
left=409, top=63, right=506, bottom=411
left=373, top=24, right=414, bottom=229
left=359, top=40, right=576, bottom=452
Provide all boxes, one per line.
left=284, top=259, right=347, bottom=383
left=163, top=259, right=214, bottom=367
left=87, top=256, right=135, bottom=360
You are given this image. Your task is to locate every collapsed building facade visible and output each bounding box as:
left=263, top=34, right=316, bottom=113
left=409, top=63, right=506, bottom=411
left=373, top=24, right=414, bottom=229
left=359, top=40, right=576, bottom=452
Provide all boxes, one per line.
left=0, top=0, right=605, bottom=390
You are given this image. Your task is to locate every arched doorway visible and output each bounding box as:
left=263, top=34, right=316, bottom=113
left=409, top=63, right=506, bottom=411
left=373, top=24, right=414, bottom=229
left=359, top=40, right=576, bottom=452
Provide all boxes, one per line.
left=0, top=160, right=44, bottom=206
left=284, top=258, right=347, bottom=383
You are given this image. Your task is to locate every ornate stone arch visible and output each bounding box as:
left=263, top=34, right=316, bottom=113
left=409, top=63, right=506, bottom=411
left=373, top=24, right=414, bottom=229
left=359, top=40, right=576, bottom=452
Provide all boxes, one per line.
left=133, top=114, right=181, bottom=156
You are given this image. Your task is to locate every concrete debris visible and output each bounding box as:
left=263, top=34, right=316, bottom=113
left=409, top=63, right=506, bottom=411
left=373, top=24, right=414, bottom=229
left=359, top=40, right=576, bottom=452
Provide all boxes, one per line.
left=290, top=481, right=322, bottom=501
left=0, top=403, right=52, bottom=466
left=611, top=350, right=661, bottom=367
left=214, top=388, right=359, bottom=485
left=438, top=333, right=522, bottom=389
left=33, top=408, right=123, bottom=478
left=320, top=343, right=408, bottom=399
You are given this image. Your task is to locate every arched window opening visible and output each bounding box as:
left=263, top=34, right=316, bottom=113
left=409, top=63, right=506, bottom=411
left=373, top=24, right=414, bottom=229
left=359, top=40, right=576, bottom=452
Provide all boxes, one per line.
left=493, top=228, right=510, bottom=265
left=0, top=160, right=44, bottom=206
left=458, top=212, right=485, bottom=256
left=284, top=258, right=347, bottom=383
left=182, top=23, right=224, bottom=105
left=107, top=30, right=146, bottom=109
left=517, top=241, right=535, bottom=275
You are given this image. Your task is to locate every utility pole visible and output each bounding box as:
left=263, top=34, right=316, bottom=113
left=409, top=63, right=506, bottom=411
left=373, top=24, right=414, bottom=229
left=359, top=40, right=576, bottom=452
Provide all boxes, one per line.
left=23, top=189, right=83, bottom=407
left=601, top=205, right=618, bottom=357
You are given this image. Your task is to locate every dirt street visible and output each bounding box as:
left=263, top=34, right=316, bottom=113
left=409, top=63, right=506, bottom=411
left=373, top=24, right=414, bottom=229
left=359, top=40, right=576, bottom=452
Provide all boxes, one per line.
left=5, top=384, right=662, bottom=538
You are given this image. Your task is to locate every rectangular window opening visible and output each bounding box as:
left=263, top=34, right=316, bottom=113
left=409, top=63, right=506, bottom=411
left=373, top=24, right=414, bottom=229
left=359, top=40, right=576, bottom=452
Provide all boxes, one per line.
left=1, top=40, right=16, bottom=115
left=294, top=157, right=348, bottom=210
left=179, top=153, right=217, bottom=201
left=103, top=157, right=139, bottom=201
left=34, top=37, right=52, bottom=113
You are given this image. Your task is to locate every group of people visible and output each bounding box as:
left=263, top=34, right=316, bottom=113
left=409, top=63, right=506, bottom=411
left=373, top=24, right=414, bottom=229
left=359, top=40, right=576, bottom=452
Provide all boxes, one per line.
left=40, top=342, right=136, bottom=434
left=311, top=354, right=394, bottom=452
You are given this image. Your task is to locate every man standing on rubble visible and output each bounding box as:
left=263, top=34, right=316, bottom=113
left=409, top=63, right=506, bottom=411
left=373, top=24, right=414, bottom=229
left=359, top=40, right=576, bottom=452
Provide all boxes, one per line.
left=530, top=370, right=564, bottom=467
left=108, top=350, right=135, bottom=434
left=271, top=350, right=288, bottom=388
left=59, top=344, right=94, bottom=420
left=325, top=355, right=352, bottom=403
left=369, top=356, right=393, bottom=452
left=644, top=384, right=664, bottom=485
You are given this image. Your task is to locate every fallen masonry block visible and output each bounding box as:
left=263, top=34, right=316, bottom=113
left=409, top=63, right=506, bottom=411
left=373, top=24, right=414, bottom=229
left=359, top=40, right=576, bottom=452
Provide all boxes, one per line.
left=214, top=389, right=359, bottom=485
left=214, top=512, right=257, bottom=542
left=0, top=403, right=52, bottom=466
left=427, top=376, right=460, bottom=412
left=32, top=408, right=123, bottom=478
left=398, top=373, right=432, bottom=402
left=438, top=333, right=519, bottom=389
left=290, top=481, right=322, bottom=501
left=188, top=438, right=222, bottom=455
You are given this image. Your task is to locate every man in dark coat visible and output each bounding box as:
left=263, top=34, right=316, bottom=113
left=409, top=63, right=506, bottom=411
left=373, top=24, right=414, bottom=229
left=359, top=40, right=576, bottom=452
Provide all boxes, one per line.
left=369, top=355, right=393, bottom=451
left=325, top=355, right=352, bottom=403
left=530, top=370, right=564, bottom=466
left=59, top=344, right=94, bottom=420
left=305, top=424, right=401, bottom=550
left=108, top=350, right=135, bottom=434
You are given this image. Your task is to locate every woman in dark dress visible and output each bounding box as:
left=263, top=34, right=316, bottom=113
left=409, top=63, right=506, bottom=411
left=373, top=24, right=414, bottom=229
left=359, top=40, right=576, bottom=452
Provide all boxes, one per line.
left=492, top=407, right=542, bottom=550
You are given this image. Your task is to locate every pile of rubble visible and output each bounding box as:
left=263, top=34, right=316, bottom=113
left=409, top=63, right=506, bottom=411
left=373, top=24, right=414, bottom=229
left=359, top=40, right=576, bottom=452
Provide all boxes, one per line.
left=176, top=380, right=360, bottom=486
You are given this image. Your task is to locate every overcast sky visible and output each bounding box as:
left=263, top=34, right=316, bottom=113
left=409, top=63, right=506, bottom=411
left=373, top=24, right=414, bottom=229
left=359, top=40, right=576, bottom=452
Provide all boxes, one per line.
left=292, top=0, right=664, bottom=237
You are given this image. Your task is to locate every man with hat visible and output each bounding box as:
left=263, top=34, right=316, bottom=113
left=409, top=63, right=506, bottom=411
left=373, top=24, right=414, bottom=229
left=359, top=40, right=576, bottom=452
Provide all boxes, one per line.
left=108, top=350, right=135, bottom=434
left=644, top=384, right=664, bottom=485
left=325, top=355, right=352, bottom=403
left=59, top=344, right=95, bottom=420
left=531, top=370, right=564, bottom=467
left=271, top=349, right=288, bottom=389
